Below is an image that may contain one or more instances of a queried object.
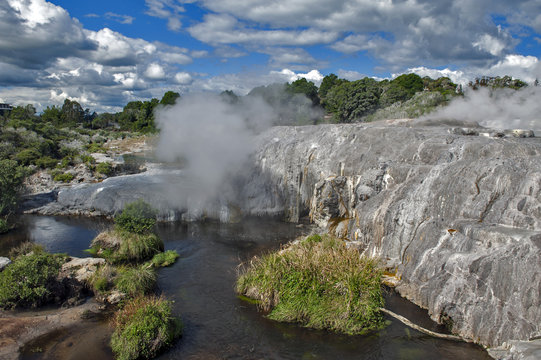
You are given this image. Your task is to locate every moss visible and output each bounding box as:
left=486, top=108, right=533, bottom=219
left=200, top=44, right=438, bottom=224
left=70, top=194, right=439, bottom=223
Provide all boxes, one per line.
left=53, top=172, right=74, bottom=183
left=237, top=234, right=384, bottom=334
left=150, top=250, right=179, bottom=267
left=111, top=296, right=182, bottom=360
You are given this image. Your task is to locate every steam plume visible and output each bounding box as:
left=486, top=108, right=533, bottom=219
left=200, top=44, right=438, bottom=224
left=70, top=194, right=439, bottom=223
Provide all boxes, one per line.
left=426, top=86, right=541, bottom=131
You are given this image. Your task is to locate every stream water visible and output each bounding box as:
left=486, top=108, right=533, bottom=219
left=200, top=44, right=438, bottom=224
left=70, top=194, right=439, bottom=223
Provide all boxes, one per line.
left=1, top=215, right=491, bottom=360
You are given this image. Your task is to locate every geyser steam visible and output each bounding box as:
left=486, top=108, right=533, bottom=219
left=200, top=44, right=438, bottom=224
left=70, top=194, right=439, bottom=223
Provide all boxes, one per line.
left=426, top=86, right=541, bottom=131
left=154, top=93, right=275, bottom=205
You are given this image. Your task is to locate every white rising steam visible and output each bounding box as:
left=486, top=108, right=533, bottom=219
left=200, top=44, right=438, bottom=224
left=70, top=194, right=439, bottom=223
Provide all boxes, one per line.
left=426, top=86, right=541, bottom=132
left=154, top=93, right=276, bottom=206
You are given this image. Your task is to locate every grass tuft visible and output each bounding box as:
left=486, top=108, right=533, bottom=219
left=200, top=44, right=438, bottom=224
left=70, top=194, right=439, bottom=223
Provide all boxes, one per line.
left=114, top=265, right=157, bottom=297
left=150, top=250, right=179, bottom=267
left=236, top=234, right=384, bottom=334
left=90, top=229, right=164, bottom=264
left=111, top=295, right=182, bottom=360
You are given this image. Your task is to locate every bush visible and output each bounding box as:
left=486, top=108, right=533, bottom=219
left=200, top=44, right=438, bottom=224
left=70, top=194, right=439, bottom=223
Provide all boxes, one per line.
left=35, top=156, right=59, bottom=169
left=96, top=162, right=113, bottom=176
left=0, top=251, right=65, bottom=309
left=114, top=265, right=157, bottom=297
left=0, top=159, right=25, bottom=218
left=150, top=250, right=179, bottom=267
left=115, top=200, right=157, bottom=234
left=15, top=148, right=41, bottom=166
left=111, top=296, right=182, bottom=360
left=236, top=235, right=384, bottom=334
left=0, top=218, right=9, bottom=234
left=53, top=172, right=74, bottom=183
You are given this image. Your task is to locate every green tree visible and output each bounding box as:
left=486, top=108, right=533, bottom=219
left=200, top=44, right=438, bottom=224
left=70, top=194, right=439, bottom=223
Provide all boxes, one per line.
left=0, top=160, right=25, bottom=218
left=325, top=77, right=382, bottom=122
left=286, top=78, right=320, bottom=105
left=60, top=99, right=85, bottom=126
left=160, top=91, right=180, bottom=106
left=41, top=105, right=62, bottom=126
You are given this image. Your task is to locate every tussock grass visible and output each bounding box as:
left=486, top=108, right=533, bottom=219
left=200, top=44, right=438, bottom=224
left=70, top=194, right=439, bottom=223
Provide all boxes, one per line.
left=114, top=265, right=157, bottom=297
left=236, top=234, right=384, bottom=334
left=111, top=295, right=182, bottom=360
left=87, top=264, right=116, bottom=294
left=90, top=229, right=164, bottom=264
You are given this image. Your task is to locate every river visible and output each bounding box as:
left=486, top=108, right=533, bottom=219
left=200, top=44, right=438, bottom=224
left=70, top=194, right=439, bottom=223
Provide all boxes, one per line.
left=1, top=215, right=491, bottom=360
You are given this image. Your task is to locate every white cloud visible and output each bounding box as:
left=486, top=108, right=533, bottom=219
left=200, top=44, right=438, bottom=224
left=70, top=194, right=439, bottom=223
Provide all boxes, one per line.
left=105, top=12, right=135, bottom=25
left=270, top=69, right=323, bottom=84
left=473, top=34, right=507, bottom=56
left=144, top=63, right=166, bottom=80
left=174, top=72, right=192, bottom=84
left=145, top=0, right=185, bottom=31
left=188, top=13, right=338, bottom=46
left=403, top=67, right=469, bottom=85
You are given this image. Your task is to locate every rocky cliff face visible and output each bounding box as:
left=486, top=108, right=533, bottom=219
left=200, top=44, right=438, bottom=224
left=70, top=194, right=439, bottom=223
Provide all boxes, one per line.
left=24, top=120, right=541, bottom=348
left=242, top=121, right=541, bottom=348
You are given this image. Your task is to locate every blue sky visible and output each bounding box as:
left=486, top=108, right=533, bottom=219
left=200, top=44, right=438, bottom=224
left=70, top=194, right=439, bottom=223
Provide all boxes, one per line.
left=1, top=0, right=540, bottom=112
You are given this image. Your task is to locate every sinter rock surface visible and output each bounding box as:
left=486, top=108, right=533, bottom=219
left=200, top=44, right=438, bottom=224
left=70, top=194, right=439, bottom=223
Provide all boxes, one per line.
left=24, top=120, right=541, bottom=351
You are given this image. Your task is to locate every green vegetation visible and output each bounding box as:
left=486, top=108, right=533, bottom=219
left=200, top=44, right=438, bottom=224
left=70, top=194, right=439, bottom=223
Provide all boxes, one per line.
left=0, top=159, right=25, bottom=231
left=115, top=199, right=157, bottom=234
left=96, top=161, right=113, bottom=176
left=0, top=250, right=66, bottom=309
left=150, top=250, right=179, bottom=267
left=111, top=296, right=182, bottom=360
left=53, top=172, right=74, bottom=183
left=114, top=265, right=157, bottom=297
left=236, top=234, right=384, bottom=334
left=91, top=229, right=164, bottom=264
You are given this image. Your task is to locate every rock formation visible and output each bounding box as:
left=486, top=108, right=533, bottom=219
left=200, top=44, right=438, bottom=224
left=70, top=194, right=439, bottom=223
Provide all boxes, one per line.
left=23, top=120, right=541, bottom=350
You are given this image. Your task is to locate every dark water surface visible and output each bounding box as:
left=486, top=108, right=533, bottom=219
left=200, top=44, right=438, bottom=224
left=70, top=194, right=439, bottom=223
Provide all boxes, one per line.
left=2, top=215, right=491, bottom=360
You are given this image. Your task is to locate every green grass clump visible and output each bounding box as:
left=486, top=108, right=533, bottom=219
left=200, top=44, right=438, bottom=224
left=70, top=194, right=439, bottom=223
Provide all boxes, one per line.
left=0, top=218, right=9, bottom=234
left=91, top=229, right=164, bottom=264
left=150, top=250, right=179, bottom=267
left=8, top=241, right=45, bottom=259
left=115, top=199, right=157, bottom=234
left=111, top=296, right=182, bottom=360
left=88, top=264, right=116, bottom=294
left=53, top=172, right=74, bottom=183
left=0, top=251, right=66, bottom=309
left=236, top=235, right=384, bottom=334
left=114, top=265, right=157, bottom=297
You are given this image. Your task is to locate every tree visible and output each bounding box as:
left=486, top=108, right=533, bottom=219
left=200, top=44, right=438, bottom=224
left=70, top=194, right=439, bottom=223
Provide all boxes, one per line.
left=325, top=77, right=382, bottom=122
left=160, top=91, right=180, bottom=106
left=41, top=105, right=62, bottom=126
left=286, top=78, right=320, bottom=106
left=60, top=99, right=84, bottom=126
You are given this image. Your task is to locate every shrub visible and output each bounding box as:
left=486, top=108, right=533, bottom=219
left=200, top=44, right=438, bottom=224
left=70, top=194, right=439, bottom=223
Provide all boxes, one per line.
left=150, top=250, right=179, bottom=267
left=15, top=148, right=41, bottom=166
left=53, top=172, right=74, bottom=183
left=114, top=265, right=157, bottom=297
left=111, top=296, right=182, bottom=360
left=96, top=162, right=113, bottom=176
left=0, top=251, right=65, bottom=309
left=35, top=156, right=58, bottom=169
left=0, top=218, right=8, bottom=234
left=236, top=235, right=384, bottom=334
left=115, top=200, right=157, bottom=234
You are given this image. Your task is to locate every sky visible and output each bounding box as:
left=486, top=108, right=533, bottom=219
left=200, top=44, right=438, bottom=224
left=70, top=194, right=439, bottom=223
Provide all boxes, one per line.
left=1, top=0, right=540, bottom=113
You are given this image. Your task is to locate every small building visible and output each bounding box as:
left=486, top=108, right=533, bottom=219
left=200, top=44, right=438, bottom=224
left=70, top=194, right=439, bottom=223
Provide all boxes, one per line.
left=0, top=103, right=13, bottom=115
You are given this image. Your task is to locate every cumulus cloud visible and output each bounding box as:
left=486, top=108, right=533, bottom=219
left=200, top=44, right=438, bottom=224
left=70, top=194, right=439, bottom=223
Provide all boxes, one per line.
left=174, top=72, right=192, bottom=84
left=144, top=63, right=166, bottom=80
left=271, top=69, right=324, bottom=84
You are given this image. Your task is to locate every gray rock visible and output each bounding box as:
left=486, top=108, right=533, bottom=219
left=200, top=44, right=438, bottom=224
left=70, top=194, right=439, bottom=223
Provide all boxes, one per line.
left=0, top=257, right=11, bottom=271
